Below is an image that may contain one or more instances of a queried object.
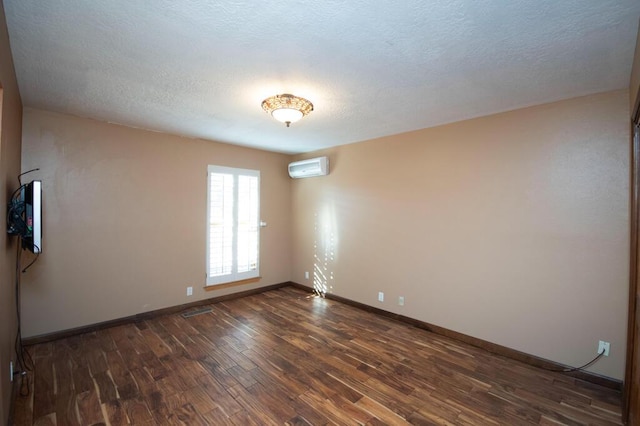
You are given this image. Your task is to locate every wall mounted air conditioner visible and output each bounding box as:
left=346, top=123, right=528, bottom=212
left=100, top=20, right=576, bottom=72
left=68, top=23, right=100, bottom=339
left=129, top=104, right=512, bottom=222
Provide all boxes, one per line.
left=288, top=156, right=329, bottom=178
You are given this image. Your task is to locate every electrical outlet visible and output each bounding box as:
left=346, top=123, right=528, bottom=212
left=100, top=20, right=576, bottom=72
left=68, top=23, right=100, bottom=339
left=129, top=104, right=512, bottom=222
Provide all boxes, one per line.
left=9, top=361, right=13, bottom=382
left=378, top=292, right=384, bottom=302
left=305, top=271, right=309, bottom=280
left=398, top=296, right=405, bottom=306
left=186, top=286, right=193, bottom=296
left=598, top=340, right=610, bottom=356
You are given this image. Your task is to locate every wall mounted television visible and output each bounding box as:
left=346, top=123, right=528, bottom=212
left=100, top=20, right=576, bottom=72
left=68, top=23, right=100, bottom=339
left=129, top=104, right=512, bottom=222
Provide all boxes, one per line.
left=7, top=180, right=42, bottom=253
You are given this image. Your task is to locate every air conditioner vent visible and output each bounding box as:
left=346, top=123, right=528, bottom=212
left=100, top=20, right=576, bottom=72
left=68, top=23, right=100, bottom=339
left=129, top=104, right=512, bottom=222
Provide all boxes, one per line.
left=288, top=156, right=329, bottom=178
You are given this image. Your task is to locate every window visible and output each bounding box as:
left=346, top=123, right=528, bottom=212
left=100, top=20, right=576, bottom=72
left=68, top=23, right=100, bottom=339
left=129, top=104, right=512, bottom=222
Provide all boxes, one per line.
left=206, top=165, right=260, bottom=286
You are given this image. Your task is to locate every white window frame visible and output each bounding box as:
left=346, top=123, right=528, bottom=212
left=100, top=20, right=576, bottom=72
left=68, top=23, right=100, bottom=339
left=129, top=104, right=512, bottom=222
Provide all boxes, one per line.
left=206, top=165, right=260, bottom=286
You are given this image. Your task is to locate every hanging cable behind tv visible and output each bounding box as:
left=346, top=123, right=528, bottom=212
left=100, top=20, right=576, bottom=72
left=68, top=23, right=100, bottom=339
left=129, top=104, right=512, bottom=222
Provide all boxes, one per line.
left=8, top=168, right=41, bottom=397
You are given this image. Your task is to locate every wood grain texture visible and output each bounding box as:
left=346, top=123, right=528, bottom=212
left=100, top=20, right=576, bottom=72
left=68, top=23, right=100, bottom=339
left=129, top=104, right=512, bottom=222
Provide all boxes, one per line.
left=624, top=119, right=640, bottom=425
left=12, top=286, right=622, bottom=425
left=290, top=282, right=622, bottom=391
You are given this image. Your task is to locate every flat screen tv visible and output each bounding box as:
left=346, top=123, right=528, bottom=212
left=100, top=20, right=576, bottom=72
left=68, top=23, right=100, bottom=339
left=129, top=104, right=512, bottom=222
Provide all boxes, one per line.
left=7, top=180, right=42, bottom=253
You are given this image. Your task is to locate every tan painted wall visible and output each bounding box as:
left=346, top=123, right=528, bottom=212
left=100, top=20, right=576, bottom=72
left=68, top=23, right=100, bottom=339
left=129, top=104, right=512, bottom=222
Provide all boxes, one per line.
left=20, top=108, right=292, bottom=338
left=0, top=1, right=23, bottom=423
left=632, top=20, right=640, bottom=114
left=291, top=90, right=630, bottom=380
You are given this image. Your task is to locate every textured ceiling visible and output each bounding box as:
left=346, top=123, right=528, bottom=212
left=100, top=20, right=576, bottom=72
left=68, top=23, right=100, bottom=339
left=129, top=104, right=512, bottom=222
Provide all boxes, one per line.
left=4, top=1, right=640, bottom=154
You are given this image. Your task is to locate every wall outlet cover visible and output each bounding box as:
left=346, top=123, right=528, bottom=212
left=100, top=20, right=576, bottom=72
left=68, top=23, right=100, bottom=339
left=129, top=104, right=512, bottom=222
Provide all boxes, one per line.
left=598, top=340, right=610, bottom=356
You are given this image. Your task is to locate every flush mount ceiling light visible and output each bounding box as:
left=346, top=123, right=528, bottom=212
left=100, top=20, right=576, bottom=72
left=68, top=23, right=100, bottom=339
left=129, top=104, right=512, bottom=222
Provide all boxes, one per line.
left=261, top=94, right=313, bottom=127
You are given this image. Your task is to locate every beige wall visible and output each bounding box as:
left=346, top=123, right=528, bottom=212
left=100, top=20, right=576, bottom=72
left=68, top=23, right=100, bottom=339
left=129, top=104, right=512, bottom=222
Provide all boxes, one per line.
left=0, top=1, right=22, bottom=423
left=291, top=90, right=630, bottom=380
left=632, top=20, right=640, bottom=114
left=20, top=108, right=292, bottom=338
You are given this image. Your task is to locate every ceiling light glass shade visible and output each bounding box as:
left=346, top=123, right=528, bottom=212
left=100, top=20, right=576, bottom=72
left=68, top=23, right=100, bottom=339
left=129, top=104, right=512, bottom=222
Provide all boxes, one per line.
left=272, top=108, right=303, bottom=125
left=261, top=94, right=313, bottom=127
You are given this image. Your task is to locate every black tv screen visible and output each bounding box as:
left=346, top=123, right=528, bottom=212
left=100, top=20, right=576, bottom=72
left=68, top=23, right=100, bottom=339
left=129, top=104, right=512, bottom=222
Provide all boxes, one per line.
left=23, top=180, right=42, bottom=253
left=7, top=180, right=42, bottom=253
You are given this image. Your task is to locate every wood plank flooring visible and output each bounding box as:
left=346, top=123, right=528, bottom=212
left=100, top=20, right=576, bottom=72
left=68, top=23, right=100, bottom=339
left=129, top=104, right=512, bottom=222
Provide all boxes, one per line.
left=11, top=286, right=622, bottom=425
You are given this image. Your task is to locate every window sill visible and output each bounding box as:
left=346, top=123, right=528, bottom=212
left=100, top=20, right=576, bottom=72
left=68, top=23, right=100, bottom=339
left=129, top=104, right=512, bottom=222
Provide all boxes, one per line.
left=205, top=276, right=262, bottom=291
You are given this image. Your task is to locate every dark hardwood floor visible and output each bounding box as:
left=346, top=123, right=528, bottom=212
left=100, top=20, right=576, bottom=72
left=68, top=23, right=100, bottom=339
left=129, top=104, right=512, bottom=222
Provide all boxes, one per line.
left=11, top=286, right=622, bottom=425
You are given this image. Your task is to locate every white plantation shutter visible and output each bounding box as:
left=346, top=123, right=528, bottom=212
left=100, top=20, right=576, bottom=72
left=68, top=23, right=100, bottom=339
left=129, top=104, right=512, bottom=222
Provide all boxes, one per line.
left=237, top=175, right=259, bottom=273
left=207, top=166, right=260, bottom=285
